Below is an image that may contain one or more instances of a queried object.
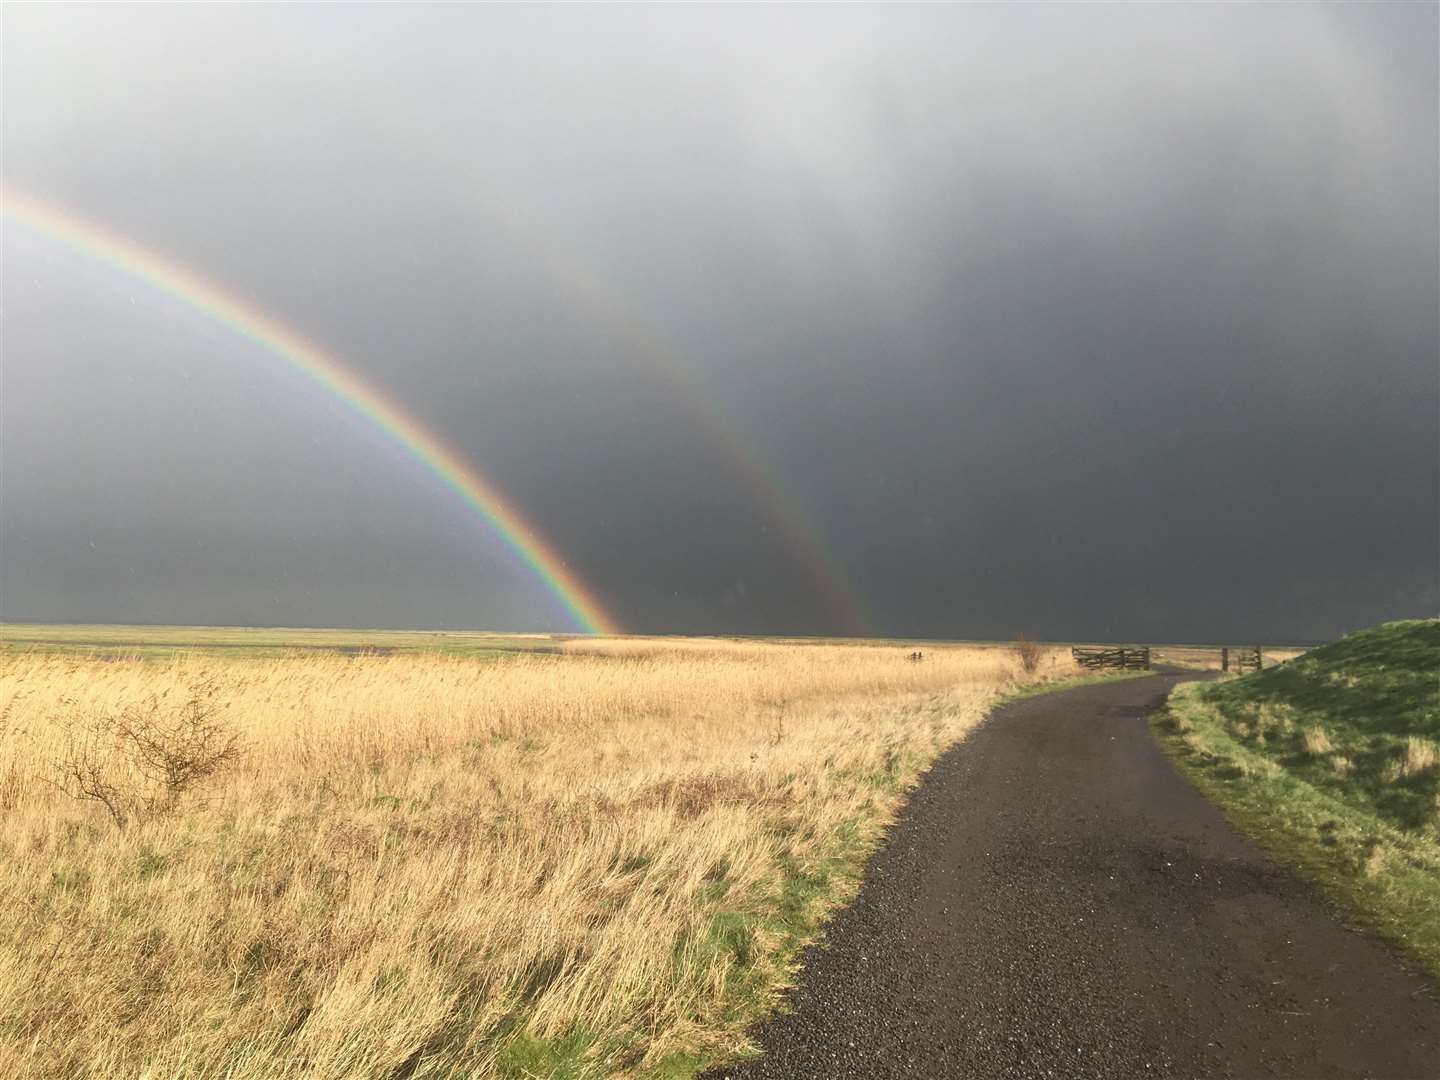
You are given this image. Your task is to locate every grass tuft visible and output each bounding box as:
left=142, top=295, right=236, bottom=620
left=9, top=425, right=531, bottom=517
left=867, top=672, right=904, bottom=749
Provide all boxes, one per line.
left=1303, top=725, right=1334, bottom=757
left=1399, top=736, right=1439, bottom=780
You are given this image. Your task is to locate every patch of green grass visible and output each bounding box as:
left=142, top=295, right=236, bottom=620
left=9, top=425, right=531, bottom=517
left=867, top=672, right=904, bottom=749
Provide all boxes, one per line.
left=1156, top=619, right=1440, bottom=980
left=651, top=821, right=874, bottom=1076
left=705, top=911, right=756, bottom=970
left=593, top=843, right=846, bottom=1077
left=498, top=1030, right=599, bottom=1080
left=639, top=1051, right=709, bottom=1079
left=489, top=835, right=869, bottom=1077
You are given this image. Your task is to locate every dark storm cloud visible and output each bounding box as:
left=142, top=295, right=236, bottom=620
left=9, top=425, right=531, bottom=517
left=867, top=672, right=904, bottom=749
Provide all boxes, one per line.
left=3, top=3, right=1435, bottom=641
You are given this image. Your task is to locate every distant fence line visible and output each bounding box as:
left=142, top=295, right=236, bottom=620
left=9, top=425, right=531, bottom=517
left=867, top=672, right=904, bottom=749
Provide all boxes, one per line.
left=1222, top=646, right=1264, bottom=673
left=1071, top=646, right=1151, bottom=671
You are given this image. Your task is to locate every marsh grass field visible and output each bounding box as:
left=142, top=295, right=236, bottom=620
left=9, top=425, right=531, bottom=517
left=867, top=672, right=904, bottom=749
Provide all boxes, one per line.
left=0, top=625, right=1082, bottom=1078
left=0, top=623, right=576, bottom=660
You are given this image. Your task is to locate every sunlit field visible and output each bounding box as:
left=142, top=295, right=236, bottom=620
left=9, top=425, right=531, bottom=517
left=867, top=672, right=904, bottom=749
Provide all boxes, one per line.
left=0, top=623, right=571, bottom=660
left=0, top=633, right=1075, bottom=1078
left=1150, top=645, right=1307, bottom=671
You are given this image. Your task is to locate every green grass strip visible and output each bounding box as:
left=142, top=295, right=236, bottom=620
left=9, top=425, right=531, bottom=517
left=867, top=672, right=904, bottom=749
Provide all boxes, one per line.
left=1153, top=620, right=1440, bottom=982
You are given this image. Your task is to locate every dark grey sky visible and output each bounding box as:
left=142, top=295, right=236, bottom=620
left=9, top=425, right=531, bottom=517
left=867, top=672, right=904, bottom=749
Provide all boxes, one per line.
left=3, top=3, right=1436, bottom=642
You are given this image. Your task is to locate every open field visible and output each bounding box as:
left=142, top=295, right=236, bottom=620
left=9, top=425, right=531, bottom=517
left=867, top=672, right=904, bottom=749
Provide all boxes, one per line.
left=1156, top=619, right=1440, bottom=978
left=1149, top=645, right=1307, bottom=671
left=0, top=623, right=1309, bottom=668
left=0, top=623, right=1033, bottom=662
left=0, top=634, right=1078, bottom=1078
left=0, top=623, right=574, bottom=660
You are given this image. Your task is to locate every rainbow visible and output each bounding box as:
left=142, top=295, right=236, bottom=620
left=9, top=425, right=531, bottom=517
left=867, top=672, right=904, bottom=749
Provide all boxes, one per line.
left=2, top=189, right=621, bottom=635
left=491, top=197, right=871, bottom=636
left=342, top=96, right=868, bottom=633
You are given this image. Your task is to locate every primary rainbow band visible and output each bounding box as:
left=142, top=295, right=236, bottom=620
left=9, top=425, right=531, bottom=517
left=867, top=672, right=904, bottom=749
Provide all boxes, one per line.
left=349, top=96, right=868, bottom=634
left=3, top=189, right=620, bottom=636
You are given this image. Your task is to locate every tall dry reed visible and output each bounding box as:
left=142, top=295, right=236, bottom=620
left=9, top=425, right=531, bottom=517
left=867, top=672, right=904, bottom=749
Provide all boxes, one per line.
left=0, top=640, right=1065, bottom=1078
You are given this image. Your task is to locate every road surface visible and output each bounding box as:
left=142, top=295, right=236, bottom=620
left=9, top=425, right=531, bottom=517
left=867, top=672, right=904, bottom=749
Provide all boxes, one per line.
left=710, top=673, right=1440, bottom=1079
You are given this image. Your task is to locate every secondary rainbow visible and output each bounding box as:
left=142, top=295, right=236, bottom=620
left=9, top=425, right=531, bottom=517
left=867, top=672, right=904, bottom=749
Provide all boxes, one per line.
left=490, top=194, right=872, bottom=636
left=3, top=189, right=620, bottom=635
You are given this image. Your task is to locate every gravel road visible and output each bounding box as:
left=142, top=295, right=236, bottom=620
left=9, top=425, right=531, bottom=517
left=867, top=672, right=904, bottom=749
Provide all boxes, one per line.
left=708, top=673, right=1440, bottom=1079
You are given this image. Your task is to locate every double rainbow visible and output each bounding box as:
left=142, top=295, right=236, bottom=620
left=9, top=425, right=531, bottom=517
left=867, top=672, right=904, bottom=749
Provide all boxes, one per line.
left=489, top=195, right=871, bottom=635
left=3, top=189, right=620, bottom=635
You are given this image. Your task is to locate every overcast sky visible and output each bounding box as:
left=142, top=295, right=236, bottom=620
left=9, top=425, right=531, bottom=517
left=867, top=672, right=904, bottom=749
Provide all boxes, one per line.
left=3, top=3, right=1436, bottom=643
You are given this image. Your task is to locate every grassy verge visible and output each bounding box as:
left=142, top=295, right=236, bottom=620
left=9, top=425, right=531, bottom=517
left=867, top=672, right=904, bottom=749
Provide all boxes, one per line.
left=1153, top=620, right=1440, bottom=980
left=496, top=801, right=902, bottom=1080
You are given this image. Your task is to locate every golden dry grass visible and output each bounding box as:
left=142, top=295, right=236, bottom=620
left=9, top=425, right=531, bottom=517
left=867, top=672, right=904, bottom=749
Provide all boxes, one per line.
left=1398, top=736, right=1440, bottom=779
left=0, top=638, right=1067, bottom=1079
left=1303, top=725, right=1335, bottom=756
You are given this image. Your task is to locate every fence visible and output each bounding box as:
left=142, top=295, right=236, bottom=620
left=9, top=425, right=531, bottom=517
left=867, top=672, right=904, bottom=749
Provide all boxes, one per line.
left=1071, top=646, right=1151, bottom=671
left=1222, top=646, right=1263, bottom=673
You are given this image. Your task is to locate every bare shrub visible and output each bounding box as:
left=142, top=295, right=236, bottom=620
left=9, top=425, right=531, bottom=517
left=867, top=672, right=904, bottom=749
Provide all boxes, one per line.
left=51, top=678, right=241, bottom=826
left=1013, top=632, right=1044, bottom=674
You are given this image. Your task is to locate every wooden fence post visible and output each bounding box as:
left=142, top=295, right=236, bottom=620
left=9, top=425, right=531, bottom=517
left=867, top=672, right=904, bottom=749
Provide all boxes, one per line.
left=1221, top=647, right=1229, bottom=672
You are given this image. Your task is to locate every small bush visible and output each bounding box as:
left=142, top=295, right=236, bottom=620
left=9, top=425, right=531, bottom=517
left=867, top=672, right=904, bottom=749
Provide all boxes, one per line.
left=51, top=678, right=241, bottom=826
left=1013, top=633, right=1044, bottom=675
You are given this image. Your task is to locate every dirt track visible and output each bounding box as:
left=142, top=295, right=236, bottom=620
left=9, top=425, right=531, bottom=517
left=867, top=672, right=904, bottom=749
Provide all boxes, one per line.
left=710, top=674, right=1440, bottom=1079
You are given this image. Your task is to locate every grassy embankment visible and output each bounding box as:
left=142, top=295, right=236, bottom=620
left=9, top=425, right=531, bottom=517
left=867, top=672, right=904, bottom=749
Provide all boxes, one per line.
left=1, top=631, right=1096, bottom=1079
left=1155, top=619, right=1440, bottom=979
